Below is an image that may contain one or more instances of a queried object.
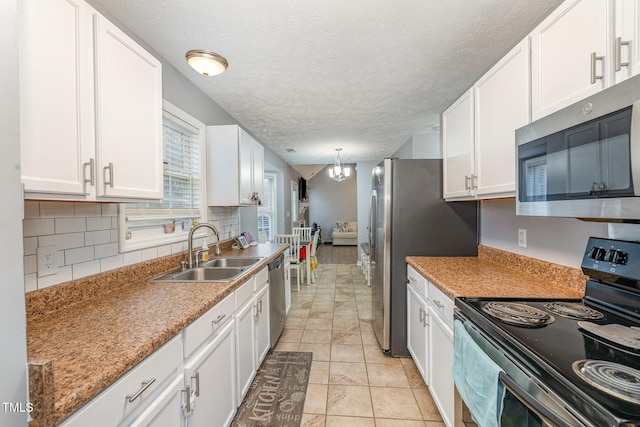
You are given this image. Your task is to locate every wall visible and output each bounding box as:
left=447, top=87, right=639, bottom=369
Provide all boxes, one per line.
left=1, top=0, right=29, bottom=423
left=263, top=150, right=301, bottom=235
left=392, top=132, right=442, bottom=159
left=480, top=198, right=609, bottom=268
left=308, top=165, right=358, bottom=243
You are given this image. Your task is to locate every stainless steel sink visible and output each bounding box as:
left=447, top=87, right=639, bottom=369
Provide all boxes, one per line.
left=150, top=267, right=245, bottom=282
left=150, top=256, right=265, bottom=282
left=201, top=256, right=263, bottom=268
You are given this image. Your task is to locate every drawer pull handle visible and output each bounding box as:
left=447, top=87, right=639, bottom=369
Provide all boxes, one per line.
left=433, top=300, right=444, bottom=309
left=192, top=372, right=200, bottom=397
left=126, top=377, right=156, bottom=403
left=590, top=52, right=604, bottom=84
left=183, top=385, right=192, bottom=414
left=615, top=37, right=630, bottom=71
left=408, top=276, right=417, bottom=284
left=103, top=162, right=114, bottom=189
left=83, top=158, right=95, bottom=187
left=212, top=314, right=226, bottom=326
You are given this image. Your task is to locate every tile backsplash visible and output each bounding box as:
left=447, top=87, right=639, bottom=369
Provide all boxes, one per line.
left=23, top=201, right=240, bottom=292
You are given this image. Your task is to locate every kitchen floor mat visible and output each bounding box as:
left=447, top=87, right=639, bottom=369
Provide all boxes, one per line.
left=232, top=351, right=313, bottom=427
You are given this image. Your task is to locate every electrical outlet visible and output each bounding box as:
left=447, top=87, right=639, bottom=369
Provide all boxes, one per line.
left=37, top=245, right=58, bottom=278
left=518, top=228, right=527, bottom=248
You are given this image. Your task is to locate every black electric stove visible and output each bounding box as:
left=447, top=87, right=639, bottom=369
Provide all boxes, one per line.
left=456, top=237, right=640, bottom=427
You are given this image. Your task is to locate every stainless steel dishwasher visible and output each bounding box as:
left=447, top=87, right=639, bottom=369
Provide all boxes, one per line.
left=268, top=254, right=286, bottom=345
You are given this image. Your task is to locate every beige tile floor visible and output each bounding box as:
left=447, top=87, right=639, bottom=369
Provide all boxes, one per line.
left=273, top=263, right=446, bottom=427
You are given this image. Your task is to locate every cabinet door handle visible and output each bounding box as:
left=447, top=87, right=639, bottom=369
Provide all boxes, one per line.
left=126, top=377, right=156, bottom=403
left=212, top=314, right=226, bottom=326
left=590, top=52, right=605, bottom=84
left=418, top=307, right=424, bottom=324
left=191, top=372, right=200, bottom=397
left=183, top=384, right=192, bottom=414
left=258, top=299, right=263, bottom=314
left=83, top=158, right=95, bottom=187
left=422, top=309, right=429, bottom=327
left=471, top=174, right=478, bottom=190
left=615, top=37, right=630, bottom=71
left=464, top=175, right=471, bottom=191
left=103, top=162, right=114, bottom=189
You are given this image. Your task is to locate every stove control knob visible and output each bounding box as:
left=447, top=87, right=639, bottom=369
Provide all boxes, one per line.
left=612, top=250, right=628, bottom=265
left=589, top=247, right=607, bottom=261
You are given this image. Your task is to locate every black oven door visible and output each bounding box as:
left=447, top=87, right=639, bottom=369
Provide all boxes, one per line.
left=455, top=314, right=595, bottom=427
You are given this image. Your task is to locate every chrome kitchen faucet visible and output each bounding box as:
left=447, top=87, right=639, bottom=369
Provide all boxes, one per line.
left=187, top=223, right=222, bottom=268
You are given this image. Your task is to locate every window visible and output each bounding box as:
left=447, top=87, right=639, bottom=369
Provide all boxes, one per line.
left=258, top=173, right=277, bottom=242
left=119, top=101, right=206, bottom=252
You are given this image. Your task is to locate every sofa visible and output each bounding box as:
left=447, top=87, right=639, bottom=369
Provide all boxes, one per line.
left=332, top=221, right=358, bottom=245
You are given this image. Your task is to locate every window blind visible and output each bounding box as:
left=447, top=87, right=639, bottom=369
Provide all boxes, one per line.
left=126, top=112, right=201, bottom=220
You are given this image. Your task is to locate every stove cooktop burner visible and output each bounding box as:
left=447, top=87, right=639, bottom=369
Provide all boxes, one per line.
left=543, top=302, right=604, bottom=320
left=481, top=301, right=555, bottom=327
left=578, top=322, right=640, bottom=351
left=573, top=360, right=640, bottom=405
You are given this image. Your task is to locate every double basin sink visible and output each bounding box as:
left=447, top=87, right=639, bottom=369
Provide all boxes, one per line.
left=150, top=256, right=264, bottom=282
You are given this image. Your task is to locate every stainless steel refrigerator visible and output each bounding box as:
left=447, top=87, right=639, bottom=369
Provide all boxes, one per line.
left=369, top=159, right=478, bottom=356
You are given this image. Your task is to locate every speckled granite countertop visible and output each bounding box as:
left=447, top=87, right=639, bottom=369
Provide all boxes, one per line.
left=406, top=245, right=586, bottom=300
left=26, top=243, right=287, bottom=425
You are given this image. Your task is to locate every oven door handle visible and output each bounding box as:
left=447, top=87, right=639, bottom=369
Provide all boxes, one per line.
left=499, top=372, right=573, bottom=427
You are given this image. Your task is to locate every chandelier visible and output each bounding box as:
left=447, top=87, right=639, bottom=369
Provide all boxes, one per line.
left=329, top=148, right=351, bottom=182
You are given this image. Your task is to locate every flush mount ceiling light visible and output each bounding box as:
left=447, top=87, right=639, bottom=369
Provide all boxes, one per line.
left=329, top=148, right=351, bottom=182
left=185, top=49, right=228, bottom=77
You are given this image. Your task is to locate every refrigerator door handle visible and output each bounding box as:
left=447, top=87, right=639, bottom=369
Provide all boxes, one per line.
left=369, top=189, right=376, bottom=261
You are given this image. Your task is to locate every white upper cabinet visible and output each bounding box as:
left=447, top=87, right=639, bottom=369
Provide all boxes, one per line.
left=474, top=38, right=530, bottom=198
left=93, top=15, right=163, bottom=200
left=19, top=0, right=163, bottom=201
left=531, top=0, right=610, bottom=121
left=443, top=38, right=529, bottom=200
left=207, top=125, right=265, bottom=206
left=613, top=0, right=640, bottom=83
left=442, top=88, right=475, bottom=199
left=19, top=0, right=95, bottom=198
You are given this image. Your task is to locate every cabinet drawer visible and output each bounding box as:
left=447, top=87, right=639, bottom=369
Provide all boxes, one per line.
left=429, top=282, right=454, bottom=327
left=60, top=334, right=182, bottom=427
left=407, top=265, right=428, bottom=300
left=235, top=276, right=255, bottom=309
left=183, top=292, right=234, bottom=358
left=254, top=266, right=268, bottom=290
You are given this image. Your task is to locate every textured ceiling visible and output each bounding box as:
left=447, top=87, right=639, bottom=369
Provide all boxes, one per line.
left=92, top=0, right=562, bottom=166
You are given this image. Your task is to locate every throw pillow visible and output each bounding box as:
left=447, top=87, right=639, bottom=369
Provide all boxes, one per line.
left=336, top=221, right=348, bottom=232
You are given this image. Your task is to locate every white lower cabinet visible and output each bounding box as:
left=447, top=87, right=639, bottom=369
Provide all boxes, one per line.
left=406, top=265, right=456, bottom=427
left=184, top=320, right=236, bottom=427
left=127, top=375, right=185, bottom=427
left=59, top=335, right=183, bottom=427
left=254, top=281, right=271, bottom=365
left=235, top=279, right=257, bottom=403
left=60, top=263, right=277, bottom=427
left=428, top=282, right=455, bottom=427
left=235, top=268, right=271, bottom=404
left=406, top=266, right=429, bottom=384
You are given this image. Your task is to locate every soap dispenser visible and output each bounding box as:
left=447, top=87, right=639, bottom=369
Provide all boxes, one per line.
left=200, top=244, right=209, bottom=262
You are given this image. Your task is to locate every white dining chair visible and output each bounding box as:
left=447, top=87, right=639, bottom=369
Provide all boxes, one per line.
left=274, top=234, right=305, bottom=291
left=292, top=227, right=312, bottom=242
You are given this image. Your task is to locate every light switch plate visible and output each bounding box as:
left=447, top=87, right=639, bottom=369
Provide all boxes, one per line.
left=37, top=245, right=58, bottom=277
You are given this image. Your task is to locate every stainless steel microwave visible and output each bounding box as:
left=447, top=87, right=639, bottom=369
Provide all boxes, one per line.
left=516, top=75, right=640, bottom=221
